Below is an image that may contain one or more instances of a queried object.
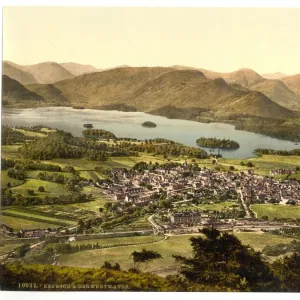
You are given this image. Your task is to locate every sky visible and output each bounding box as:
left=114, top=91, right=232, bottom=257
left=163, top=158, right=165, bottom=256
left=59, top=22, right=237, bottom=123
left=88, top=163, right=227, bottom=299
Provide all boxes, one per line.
left=3, top=6, right=300, bottom=75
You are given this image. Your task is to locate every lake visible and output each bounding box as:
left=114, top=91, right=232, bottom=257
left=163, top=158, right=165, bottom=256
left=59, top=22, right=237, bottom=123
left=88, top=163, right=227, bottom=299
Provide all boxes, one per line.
left=2, top=107, right=298, bottom=159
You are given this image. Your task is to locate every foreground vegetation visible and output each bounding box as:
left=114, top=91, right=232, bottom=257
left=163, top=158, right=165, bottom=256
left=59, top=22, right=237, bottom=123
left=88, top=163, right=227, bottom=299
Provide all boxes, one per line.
left=1, top=228, right=300, bottom=292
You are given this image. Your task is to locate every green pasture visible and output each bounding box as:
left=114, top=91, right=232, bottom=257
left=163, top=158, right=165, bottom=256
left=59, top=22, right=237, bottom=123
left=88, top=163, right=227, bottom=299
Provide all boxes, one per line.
left=1, top=215, right=60, bottom=231
left=1, top=207, right=76, bottom=226
left=58, top=232, right=296, bottom=275
left=1, top=170, right=24, bottom=189
left=251, top=204, right=300, bottom=220
left=10, top=179, right=67, bottom=197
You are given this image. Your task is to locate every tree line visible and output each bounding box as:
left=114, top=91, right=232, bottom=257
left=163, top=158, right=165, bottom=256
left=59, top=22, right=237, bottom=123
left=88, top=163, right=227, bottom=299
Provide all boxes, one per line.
left=1, top=192, right=91, bottom=207
left=254, top=148, right=300, bottom=156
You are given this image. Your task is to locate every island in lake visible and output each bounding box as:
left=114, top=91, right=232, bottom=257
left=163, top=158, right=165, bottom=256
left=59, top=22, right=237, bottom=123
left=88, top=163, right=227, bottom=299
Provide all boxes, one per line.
left=142, top=121, right=157, bottom=128
left=196, top=137, right=240, bottom=149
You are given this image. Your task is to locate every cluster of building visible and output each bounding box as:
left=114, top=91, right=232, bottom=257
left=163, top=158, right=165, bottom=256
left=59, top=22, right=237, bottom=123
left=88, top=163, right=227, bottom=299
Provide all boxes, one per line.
left=270, top=169, right=297, bottom=176
left=97, top=163, right=300, bottom=209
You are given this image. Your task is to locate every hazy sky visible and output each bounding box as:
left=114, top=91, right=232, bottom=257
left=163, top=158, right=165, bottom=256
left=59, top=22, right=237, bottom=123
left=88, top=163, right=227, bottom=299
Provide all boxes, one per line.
left=3, top=6, right=300, bottom=74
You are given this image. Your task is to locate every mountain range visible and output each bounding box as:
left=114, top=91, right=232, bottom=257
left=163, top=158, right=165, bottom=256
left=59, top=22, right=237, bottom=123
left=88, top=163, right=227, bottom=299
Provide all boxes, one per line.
left=2, top=63, right=299, bottom=120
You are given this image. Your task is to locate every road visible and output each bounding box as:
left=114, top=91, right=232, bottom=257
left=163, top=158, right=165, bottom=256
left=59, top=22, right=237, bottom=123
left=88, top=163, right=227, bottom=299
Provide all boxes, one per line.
left=237, top=188, right=251, bottom=218
left=0, top=240, right=45, bottom=261
left=147, top=214, right=162, bottom=231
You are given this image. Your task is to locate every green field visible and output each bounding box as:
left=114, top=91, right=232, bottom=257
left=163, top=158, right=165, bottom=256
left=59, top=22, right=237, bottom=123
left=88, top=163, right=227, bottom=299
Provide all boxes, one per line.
left=11, top=179, right=68, bottom=197
left=251, top=204, right=300, bottom=220
left=112, top=215, right=152, bottom=230
left=221, top=155, right=300, bottom=176
left=1, top=170, right=24, bottom=189
left=1, top=145, right=22, bottom=159
left=289, top=174, right=300, bottom=180
left=234, top=232, right=296, bottom=252
left=177, top=201, right=239, bottom=212
left=0, top=243, right=26, bottom=255
left=1, top=215, right=60, bottom=231
left=70, top=235, right=163, bottom=246
left=22, top=205, right=95, bottom=221
left=14, top=128, right=46, bottom=138
left=1, top=208, right=76, bottom=226
left=48, top=158, right=130, bottom=171
left=58, top=232, right=295, bottom=275
left=59, top=234, right=191, bottom=273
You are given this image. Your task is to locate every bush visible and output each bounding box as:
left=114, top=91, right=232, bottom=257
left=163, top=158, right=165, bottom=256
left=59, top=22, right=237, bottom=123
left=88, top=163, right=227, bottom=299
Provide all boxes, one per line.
left=38, top=186, right=45, bottom=192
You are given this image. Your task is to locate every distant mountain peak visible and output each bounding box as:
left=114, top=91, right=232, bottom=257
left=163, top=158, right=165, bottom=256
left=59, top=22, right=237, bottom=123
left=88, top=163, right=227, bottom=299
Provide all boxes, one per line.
left=262, top=72, right=288, bottom=80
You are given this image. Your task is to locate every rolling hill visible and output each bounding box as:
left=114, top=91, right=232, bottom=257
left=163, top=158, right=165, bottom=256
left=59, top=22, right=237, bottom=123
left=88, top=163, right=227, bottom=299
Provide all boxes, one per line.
left=262, top=72, right=287, bottom=80
left=2, top=66, right=297, bottom=120
left=171, top=65, right=300, bottom=110
left=2, top=61, right=37, bottom=85
left=22, top=62, right=74, bottom=84
left=60, top=62, right=102, bottom=76
left=2, top=75, right=44, bottom=103
left=249, top=79, right=300, bottom=110
left=48, top=67, right=296, bottom=119
left=26, top=83, right=68, bottom=103
left=282, top=74, right=300, bottom=97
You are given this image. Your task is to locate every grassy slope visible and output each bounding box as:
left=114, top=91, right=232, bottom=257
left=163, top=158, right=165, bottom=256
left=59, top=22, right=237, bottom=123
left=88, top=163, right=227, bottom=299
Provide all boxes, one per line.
left=0, top=243, right=26, bottom=255
left=14, top=128, right=46, bottom=138
left=1, top=170, right=24, bottom=189
left=188, top=202, right=239, bottom=212
left=1, top=208, right=76, bottom=225
left=251, top=204, right=300, bottom=220
left=1, top=145, right=22, bottom=159
left=10, top=179, right=67, bottom=197
left=1, top=215, right=60, bottom=231
left=58, top=232, right=294, bottom=274
left=70, top=235, right=162, bottom=246
left=219, top=155, right=300, bottom=175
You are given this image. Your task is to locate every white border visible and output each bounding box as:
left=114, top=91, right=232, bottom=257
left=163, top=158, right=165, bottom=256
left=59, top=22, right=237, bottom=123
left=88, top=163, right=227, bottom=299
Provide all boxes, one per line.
left=0, top=1, right=300, bottom=300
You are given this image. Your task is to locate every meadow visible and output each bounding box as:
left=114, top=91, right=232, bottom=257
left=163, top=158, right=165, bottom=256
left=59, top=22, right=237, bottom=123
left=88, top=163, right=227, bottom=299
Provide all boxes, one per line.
left=251, top=204, right=300, bottom=220
left=0, top=243, right=26, bottom=256
left=1, top=207, right=76, bottom=226
left=58, top=232, right=295, bottom=275
left=10, top=179, right=68, bottom=197
left=1, top=215, right=60, bottom=231
left=1, top=170, right=24, bottom=189
left=220, top=155, right=300, bottom=176
left=177, top=201, right=239, bottom=212
left=1, top=145, right=22, bottom=159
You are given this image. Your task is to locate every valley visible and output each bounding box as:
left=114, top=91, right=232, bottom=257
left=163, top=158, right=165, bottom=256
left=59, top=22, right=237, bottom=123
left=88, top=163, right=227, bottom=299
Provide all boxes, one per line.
left=1, top=124, right=299, bottom=280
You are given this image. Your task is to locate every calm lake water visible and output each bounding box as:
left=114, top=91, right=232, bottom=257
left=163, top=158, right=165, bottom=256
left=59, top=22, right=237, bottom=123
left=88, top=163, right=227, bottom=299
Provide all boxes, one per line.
left=2, top=107, right=298, bottom=159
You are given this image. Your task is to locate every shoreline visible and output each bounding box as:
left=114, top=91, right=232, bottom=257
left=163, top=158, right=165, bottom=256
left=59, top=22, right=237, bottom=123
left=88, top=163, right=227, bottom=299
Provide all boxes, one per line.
left=2, top=106, right=298, bottom=160
left=3, top=105, right=298, bottom=143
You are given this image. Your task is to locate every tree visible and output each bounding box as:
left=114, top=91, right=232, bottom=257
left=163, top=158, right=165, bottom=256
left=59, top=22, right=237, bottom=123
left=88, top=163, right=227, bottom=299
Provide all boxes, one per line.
left=272, top=253, right=300, bottom=292
left=173, top=227, right=276, bottom=291
left=247, top=162, right=254, bottom=168
left=38, top=186, right=45, bottom=192
left=16, top=244, right=31, bottom=258
left=27, top=189, right=34, bottom=196
left=131, top=249, right=162, bottom=270
left=7, top=182, right=11, bottom=188
left=229, top=166, right=235, bottom=171
left=240, top=161, right=245, bottom=166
